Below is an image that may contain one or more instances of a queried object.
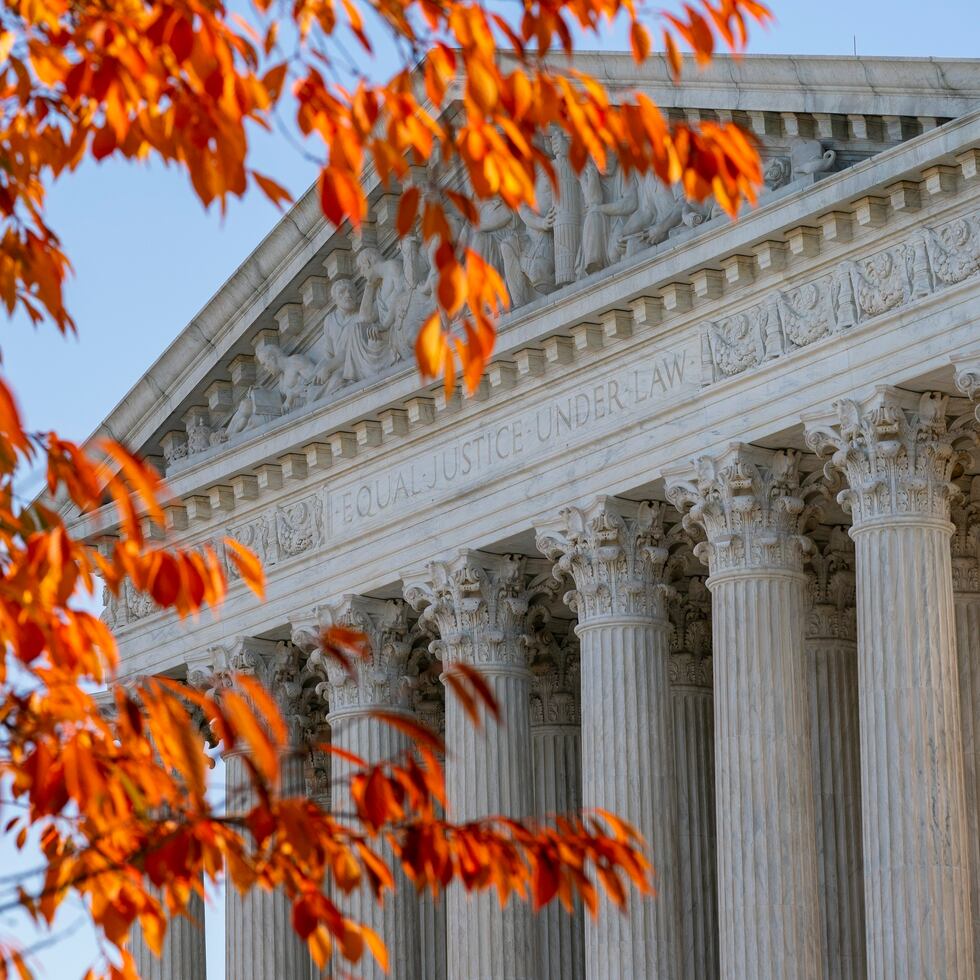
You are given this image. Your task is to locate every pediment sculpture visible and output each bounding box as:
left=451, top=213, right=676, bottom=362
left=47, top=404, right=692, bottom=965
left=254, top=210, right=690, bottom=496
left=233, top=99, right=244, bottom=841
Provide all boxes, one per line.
left=167, top=128, right=842, bottom=468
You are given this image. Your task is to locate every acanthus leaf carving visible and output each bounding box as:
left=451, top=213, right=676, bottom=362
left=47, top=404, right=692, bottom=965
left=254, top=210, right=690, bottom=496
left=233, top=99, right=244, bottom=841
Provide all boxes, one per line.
left=805, top=526, right=857, bottom=641
left=666, top=445, right=815, bottom=576
left=305, top=596, right=413, bottom=718
left=535, top=497, right=672, bottom=623
left=404, top=551, right=560, bottom=670
left=804, top=388, right=977, bottom=526
left=951, top=477, right=980, bottom=594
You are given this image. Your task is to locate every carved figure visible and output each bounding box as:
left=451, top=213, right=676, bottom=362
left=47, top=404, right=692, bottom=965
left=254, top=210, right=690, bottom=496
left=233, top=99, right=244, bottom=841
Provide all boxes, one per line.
left=469, top=199, right=526, bottom=306
left=764, top=156, right=792, bottom=190
left=517, top=166, right=556, bottom=299
left=316, top=277, right=396, bottom=386
left=549, top=129, right=583, bottom=284
left=254, top=343, right=318, bottom=413
left=354, top=245, right=406, bottom=339
left=596, top=161, right=640, bottom=257
left=186, top=415, right=212, bottom=455
left=577, top=159, right=608, bottom=276
left=790, top=138, right=836, bottom=179
left=643, top=181, right=686, bottom=245
left=394, top=234, right=442, bottom=357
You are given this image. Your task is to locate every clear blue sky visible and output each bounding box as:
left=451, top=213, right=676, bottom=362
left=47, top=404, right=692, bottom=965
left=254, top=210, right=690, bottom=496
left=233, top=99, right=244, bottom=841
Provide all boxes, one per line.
left=2, top=2, right=977, bottom=976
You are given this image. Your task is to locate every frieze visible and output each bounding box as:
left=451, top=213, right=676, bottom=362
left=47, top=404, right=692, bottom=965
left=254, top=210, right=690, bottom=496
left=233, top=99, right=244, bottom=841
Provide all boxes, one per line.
left=701, top=207, right=980, bottom=386
left=329, top=344, right=696, bottom=535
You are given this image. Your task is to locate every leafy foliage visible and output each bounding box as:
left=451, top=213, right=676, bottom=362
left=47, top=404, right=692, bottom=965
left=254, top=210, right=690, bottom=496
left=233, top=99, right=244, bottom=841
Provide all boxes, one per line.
left=0, top=0, right=771, bottom=975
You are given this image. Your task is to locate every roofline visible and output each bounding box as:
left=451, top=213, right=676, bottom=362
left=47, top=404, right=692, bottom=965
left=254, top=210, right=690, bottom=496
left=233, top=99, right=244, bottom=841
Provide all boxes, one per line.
left=87, top=51, right=980, bottom=461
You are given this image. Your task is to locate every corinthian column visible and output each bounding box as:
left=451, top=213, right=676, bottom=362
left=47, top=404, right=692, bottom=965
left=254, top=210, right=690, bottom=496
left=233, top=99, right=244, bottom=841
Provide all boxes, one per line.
left=405, top=551, right=557, bottom=980
left=806, top=388, right=977, bottom=977
left=304, top=596, right=422, bottom=980
left=413, top=657, right=448, bottom=980
left=528, top=628, right=585, bottom=980
left=536, top=498, right=681, bottom=979
left=667, top=445, right=822, bottom=980
left=805, top=528, right=865, bottom=980
left=951, top=478, right=980, bottom=971
left=667, top=573, right=718, bottom=980
left=216, top=638, right=314, bottom=980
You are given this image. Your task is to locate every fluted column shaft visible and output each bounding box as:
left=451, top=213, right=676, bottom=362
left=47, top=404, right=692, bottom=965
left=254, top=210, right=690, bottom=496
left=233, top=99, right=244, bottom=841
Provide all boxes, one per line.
left=806, top=388, right=976, bottom=978
left=670, top=656, right=717, bottom=980
left=406, top=551, right=553, bottom=980
left=806, top=533, right=866, bottom=979
left=578, top=618, right=677, bottom=977
left=309, top=595, right=421, bottom=980
left=852, top=521, right=972, bottom=976
left=530, top=634, right=584, bottom=980
left=952, top=484, right=980, bottom=971
left=225, top=748, right=313, bottom=980
left=712, top=570, right=820, bottom=977
left=667, top=445, right=822, bottom=980
left=536, top=498, right=681, bottom=980
left=328, top=712, right=421, bottom=980
left=130, top=888, right=207, bottom=980
left=809, top=639, right=865, bottom=978
left=445, top=667, right=536, bottom=979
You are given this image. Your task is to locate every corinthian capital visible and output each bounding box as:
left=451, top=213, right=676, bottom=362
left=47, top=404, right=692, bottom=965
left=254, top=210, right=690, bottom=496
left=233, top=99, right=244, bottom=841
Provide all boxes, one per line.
left=527, top=629, right=580, bottom=727
left=304, top=596, right=413, bottom=718
left=665, top=444, right=812, bottom=575
left=805, top=526, right=857, bottom=641
left=534, top=497, right=671, bottom=623
left=403, top=551, right=558, bottom=669
left=804, top=387, right=976, bottom=527
left=210, top=636, right=314, bottom=745
left=952, top=477, right=980, bottom=593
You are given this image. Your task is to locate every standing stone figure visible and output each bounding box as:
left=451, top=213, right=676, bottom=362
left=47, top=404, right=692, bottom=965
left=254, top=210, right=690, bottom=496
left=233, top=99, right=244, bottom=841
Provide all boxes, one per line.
left=470, top=198, right=526, bottom=306
left=354, top=245, right=406, bottom=341
left=549, top=129, right=583, bottom=285
left=577, top=159, right=608, bottom=276
left=517, top=166, right=557, bottom=301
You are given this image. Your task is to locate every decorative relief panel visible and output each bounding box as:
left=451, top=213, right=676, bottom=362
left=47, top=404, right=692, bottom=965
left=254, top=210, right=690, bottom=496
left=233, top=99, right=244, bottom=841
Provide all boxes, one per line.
left=701, top=207, right=980, bottom=385
left=105, top=492, right=324, bottom=628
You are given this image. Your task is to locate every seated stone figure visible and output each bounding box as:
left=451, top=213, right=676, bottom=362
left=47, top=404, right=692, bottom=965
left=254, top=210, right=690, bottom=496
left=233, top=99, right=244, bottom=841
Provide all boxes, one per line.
left=254, top=343, right=318, bottom=413
left=315, top=277, right=396, bottom=389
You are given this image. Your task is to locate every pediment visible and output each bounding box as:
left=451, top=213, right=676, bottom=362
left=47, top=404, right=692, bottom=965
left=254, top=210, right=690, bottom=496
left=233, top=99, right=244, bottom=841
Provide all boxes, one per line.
left=80, top=53, right=980, bottom=520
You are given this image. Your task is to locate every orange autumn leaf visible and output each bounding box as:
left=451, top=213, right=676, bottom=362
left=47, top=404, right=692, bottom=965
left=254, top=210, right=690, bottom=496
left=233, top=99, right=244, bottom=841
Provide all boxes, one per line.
left=224, top=537, right=266, bottom=599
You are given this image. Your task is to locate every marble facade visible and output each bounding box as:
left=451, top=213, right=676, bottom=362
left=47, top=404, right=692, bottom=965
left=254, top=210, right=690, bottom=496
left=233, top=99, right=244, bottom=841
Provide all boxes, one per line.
left=78, top=55, right=980, bottom=978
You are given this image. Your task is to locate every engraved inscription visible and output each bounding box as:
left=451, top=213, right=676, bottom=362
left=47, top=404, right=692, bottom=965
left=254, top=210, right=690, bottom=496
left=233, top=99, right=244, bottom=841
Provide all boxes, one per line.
left=329, top=345, right=695, bottom=532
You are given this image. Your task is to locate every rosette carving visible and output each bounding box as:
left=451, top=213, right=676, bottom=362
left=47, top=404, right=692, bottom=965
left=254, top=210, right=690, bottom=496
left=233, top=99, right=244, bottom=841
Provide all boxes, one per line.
left=666, top=445, right=814, bottom=575
left=804, top=387, right=977, bottom=526
left=534, top=497, right=672, bottom=623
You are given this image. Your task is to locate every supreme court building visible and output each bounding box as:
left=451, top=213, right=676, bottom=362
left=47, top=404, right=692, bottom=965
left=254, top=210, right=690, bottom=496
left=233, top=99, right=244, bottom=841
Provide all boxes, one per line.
left=80, top=54, right=980, bottom=979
